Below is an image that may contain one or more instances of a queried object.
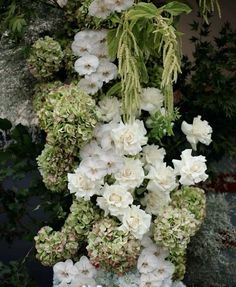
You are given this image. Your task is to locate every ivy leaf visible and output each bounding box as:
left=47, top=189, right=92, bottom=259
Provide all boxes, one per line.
left=162, top=1, right=192, bottom=16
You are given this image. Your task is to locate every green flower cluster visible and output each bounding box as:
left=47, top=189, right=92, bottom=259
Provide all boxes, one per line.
left=33, top=81, right=63, bottom=131
left=171, top=186, right=206, bottom=224
left=47, top=84, right=98, bottom=149
left=87, top=218, right=141, bottom=275
left=153, top=206, right=198, bottom=250
left=153, top=206, right=199, bottom=280
left=35, top=199, right=100, bottom=266
left=34, top=226, right=78, bottom=266
left=63, top=199, right=101, bottom=239
left=168, top=247, right=186, bottom=281
left=37, top=144, right=78, bottom=192
left=35, top=83, right=98, bottom=192
left=28, top=36, right=64, bottom=79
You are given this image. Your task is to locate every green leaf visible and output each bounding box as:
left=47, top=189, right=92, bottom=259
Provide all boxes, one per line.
left=126, top=2, right=158, bottom=20
left=106, top=82, right=122, bottom=98
left=107, top=28, right=122, bottom=61
left=162, top=1, right=192, bottom=16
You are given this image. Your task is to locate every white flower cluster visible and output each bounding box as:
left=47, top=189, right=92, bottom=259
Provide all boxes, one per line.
left=181, top=115, right=212, bottom=150
left=53, top=257, right=99, bottom=287
left=89, top=0, right=134, bottom=19
left=68, top=98, right=209, bottom=239
left=138, top=236, right=175, bottom=287
left=140, top=88, right=164, bottom=115
left=72, top=30, right=117, bottom=95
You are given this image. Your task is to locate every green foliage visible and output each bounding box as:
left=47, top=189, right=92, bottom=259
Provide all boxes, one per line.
left=148, top=108, right=180, bottom=142
left=0, top=260, right=36, bottom=287
left=108, top=1, right=191, bottom=121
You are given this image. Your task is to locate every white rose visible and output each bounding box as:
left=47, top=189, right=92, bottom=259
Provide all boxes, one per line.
left=68, top=170, right=102, bottom=200
left=79, top=157, right=107, bottom=181
left=140, top=88, right=164, bottom=115
left=172, top=149, right=208, bottom=185
left=115, top=157, right=144, bottom=189
left=181, top=115, right=212, bottom=150
left=146, top=162, right=178, bottom=193
left=94, top=122, right=118, bottom=150
left=97, top=96, right=121, bottom=122
left=97, top=183, right=133, bottom=216
left=111, top=120, right=148, bottom=155
left=120, top=205, right=151, bottom=240
left=142, top=144, right=166, bottom=168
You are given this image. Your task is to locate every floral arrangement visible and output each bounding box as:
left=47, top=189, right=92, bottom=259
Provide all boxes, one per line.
left=29, top=0, right=215, bottom=286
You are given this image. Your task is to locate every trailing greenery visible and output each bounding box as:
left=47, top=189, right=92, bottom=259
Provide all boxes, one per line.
left=0, top=260, right=36, bottom=287
left=198, top=0, right=221, bottom=24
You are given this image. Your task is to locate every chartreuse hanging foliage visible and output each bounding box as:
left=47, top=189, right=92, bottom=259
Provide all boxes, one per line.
left=107, top=1, right=191, bottom=121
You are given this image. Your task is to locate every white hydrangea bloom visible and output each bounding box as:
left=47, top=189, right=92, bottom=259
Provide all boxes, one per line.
left=142, top=144, right=166, bottom=168
left=114, top=157, right=144, bottom=189
left=142, top=191, right=170, bottom=216
left=90, top=43, right=109, bottom=60
left=172, top=149, right=208, bottom=185
left=97, top=60, right=118, bottom=83
left=181, top=115, right=212, bottom=150
left=97, top=183, right=133, bottom=216
left=146, top=162, right=178, bottom=193
left=152, top=259, right=175, bottom=282
left=140, top=88, right=164, bottom=115
left=162, top=278, right=173, bottom=287
left=74, top=55, right=99, bottom=76
left=78, top=76, right=103, bottom=95
left=98, top=149, right=124, bottom=174
left=97, top=96, right=121, bottom=122
left=53, top=259, right=78, bottom=284
left=94, top=122, right=118, bottom=150
left=137, top=250, right=160, bottom=274
left=88, top=0, right=113, bottom=19
left=68, top=169, right=102, bottom=200
left=74, top=256, right=97, bottom=279
left=70, top=275, right=97, bottom=287
left=120, top=205, right=151, bottom=240
left=140, top=273, right=162, bottom=287
left=79, top=140, right=102, bottom=159
left=111, top=120, right=148, bottom=155
left=79, top=157, right=107, bottom=181
left=71, top=40, right=91, bottom=57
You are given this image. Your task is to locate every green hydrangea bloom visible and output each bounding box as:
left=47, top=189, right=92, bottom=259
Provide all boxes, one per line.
left=37, top=144, right=78, bottom=192
left=171, top=186, right=206, bottom=224
left=87, top=218, right=141, bottom=275
left=47, top=83, right=98, bottom=148
left=34, top=226, right=79, bottom=266
left=153, top=206, right=198, bottom=250
left=28, top=36, right=64, bottom=79
left=33, top=81, right=63, bottom=131
left=168, top=247, right=186, bottom=281
left=35, top=199, right=100, bottom=266
left=63, top=199, right=101, bottom=239
left=153, top=206, right=200, bottom=280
